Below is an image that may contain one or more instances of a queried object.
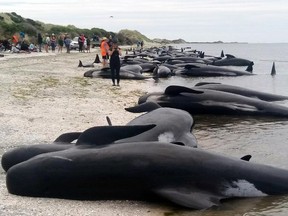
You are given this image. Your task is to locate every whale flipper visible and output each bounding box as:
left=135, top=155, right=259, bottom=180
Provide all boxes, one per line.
left=155, top=188, right=223, bottom=209
left=76, top=125, right=156, bottom=146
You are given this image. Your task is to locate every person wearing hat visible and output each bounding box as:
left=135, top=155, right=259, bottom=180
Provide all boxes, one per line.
left=100, top=37, right=109, bottom=67
left=50, top=33, right=56, bottom=52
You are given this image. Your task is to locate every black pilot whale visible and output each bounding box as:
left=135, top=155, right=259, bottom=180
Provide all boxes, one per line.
left=6, top=141, right=288, bottom=209
left=1, top=101, right=199, bottom=172
left=138, top=85, right=288, bottom=117
left=1, top=125, right=155, bottom=172
left=1, top=100, right=199, bottom=172
left=194, top=82, right=288, bottom=101
left=122, top=101, right=197, bottom=147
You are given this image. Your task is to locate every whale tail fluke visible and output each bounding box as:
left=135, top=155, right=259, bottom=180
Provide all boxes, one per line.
left=271, top=62, right=276, bottom=76
left=245, top=61, right=254, bottom=73
left=78, top=60, right=83, bottom=67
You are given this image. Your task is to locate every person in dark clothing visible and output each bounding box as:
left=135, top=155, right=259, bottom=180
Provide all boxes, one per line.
left=109, top=43, right=122, bottom=86
left=37, top=33, right=43, bottom=52
left=20, top=40, right=30, bottom=52
left=86, top=37, right=91, bottom=53
left=2, top=39, right=11, bottom=51
left=78, top=34, right=85, bottom=52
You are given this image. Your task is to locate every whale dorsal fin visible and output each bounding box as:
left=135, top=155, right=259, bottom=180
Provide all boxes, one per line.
left=221, top=50, right=225, bottom=57
left=94, top=54, right=101, bottom=63
left=165, top=85, right=204, bottom=95
left=78, top=60, right=83, bottom=67
left=241, top=155, right=252, bottom=161
left=155, top=188, right=223, bottom=209
left=76, top=125, right=156, bottom=146
left=125, top=102, right=161, bottom=113
left=271, top=62, right=276, bottom=76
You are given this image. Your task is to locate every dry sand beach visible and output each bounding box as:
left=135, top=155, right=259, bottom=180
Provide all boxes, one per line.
left=0, top=48, right=172, bottom=216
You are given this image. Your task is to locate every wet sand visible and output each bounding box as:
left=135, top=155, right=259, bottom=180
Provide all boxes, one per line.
left=0, top=48, right=171, bottom=216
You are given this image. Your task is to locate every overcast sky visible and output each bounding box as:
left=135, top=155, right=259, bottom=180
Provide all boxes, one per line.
left=1, top=0, right=288, bottom=43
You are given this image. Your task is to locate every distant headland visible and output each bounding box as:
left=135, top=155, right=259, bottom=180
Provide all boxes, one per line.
left=0, top=12, right=246, bottom=45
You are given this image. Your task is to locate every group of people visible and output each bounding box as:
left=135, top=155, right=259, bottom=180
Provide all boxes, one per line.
left=77, top=34, right=91, bottom=53
left=0, top=32, right=32, bottom=53
left=36, top=32, right=92, bottom=53
left=1, top=32, right=92, bottom=54
left=100, top=36, right=122, bottom=86
left=2, top=31, right=143, bottom=88
left=39, top=33, right=73, bottom=53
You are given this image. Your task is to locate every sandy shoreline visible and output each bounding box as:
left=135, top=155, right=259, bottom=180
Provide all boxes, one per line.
left=0, top=48, right=172, bottom=216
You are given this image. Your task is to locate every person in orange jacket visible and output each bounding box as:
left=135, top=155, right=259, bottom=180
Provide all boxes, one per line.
left=100, top=37, right=109, bottom=68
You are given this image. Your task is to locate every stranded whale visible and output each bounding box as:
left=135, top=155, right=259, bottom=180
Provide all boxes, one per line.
left=6, top=141, right=288, bottom=209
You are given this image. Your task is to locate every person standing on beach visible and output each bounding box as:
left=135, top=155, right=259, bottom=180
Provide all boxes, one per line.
left=37, top=33, right=43, bottom=52
left=109, top=42, right=122, bottom=86
left=78, top=34, right=85, bottom=52
left=100, top=37, right=109, bottom=68
left=64, top=36, right=71, bottom=53
left=108, top=35, right=113, bottom=47
left=44, top=34, right=50, bottom=53
left=50, top=33, right=57, bottom=52
left=58, top=35, right=64, bottom=53
left=86, top=36, right=91, bottom=53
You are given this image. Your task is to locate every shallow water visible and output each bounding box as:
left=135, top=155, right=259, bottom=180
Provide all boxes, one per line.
left=149, top=43, right=288, bottom=215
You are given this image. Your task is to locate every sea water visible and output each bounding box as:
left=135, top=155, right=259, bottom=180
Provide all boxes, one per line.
left=148, top=43, right=288, bottom=215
